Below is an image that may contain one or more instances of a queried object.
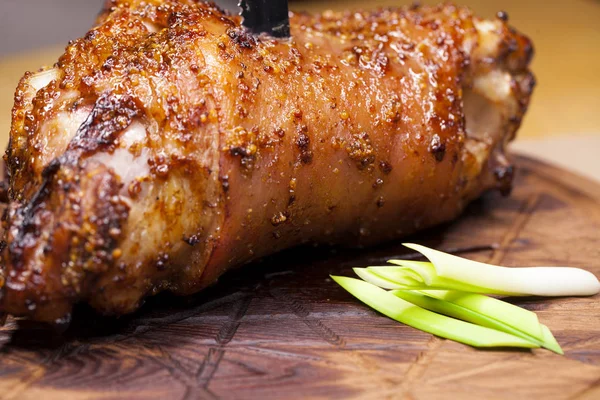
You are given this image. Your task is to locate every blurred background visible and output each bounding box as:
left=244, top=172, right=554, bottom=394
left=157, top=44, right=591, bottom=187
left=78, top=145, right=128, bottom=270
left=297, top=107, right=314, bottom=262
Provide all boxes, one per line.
left=0, top=0, right=599, bottom=180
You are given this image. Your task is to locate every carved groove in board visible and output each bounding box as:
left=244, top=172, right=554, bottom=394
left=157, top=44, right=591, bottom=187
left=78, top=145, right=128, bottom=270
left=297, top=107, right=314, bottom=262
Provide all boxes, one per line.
left=488, top=193, right=541, bottom=265
left=0, top=157, right=599, bottom=399
left=152, top=345, right=219, bottom=400
left=241, top=346, right=325, bottom=362
left=189, top=291, right=255, bottom=396
left=270, top=288, right=346, bottom=346
left=114, top=291, right=248, bottom=343
left=196, top=348, right=225, bottom=388
left=215, top=294, right=253, bottom=345
left=400, top=336, right=444, bottom=396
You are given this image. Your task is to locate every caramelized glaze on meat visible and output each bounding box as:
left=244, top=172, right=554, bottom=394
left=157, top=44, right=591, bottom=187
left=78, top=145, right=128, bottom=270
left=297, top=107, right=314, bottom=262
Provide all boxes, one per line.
left=0, top=1, right=534, bottom=322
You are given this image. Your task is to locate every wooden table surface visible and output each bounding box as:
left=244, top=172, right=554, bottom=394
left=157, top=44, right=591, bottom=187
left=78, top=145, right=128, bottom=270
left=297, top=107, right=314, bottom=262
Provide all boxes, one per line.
left=0, top=2, right=599, bottom=398
left=1, top=156, right=599, bottom=399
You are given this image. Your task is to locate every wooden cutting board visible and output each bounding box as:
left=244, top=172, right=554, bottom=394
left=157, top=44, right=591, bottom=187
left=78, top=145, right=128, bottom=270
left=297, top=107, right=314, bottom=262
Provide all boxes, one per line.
left=0, top=155, right=599, bottom=400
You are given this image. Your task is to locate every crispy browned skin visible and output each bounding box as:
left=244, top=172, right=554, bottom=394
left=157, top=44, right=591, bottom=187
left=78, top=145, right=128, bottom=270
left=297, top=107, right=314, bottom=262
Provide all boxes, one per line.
left=0, top=1, right=534, bottom=322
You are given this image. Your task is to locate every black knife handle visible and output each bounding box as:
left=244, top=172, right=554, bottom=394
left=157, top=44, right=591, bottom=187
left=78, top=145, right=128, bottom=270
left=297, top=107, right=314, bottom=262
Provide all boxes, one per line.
left=239, top=0, right=290, bottom=38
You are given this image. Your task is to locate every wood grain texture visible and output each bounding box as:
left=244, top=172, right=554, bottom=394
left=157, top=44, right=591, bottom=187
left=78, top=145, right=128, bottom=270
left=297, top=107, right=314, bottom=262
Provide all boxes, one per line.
left=0, top=155, right=599, bottom=399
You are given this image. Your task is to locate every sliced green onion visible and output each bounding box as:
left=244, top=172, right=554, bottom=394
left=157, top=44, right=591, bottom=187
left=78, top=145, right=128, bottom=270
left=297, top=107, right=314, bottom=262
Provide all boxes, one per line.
left=366, top=265, right=493, bottom=293
left=391, top=290, right=563, bottom=354
left=418, top=290, right=542, bottom=340
left=540, top=324, right=562, bottom=354
left=334, top=244, right=598, bottom=353
left=368, top=243, right=600, bottom=297
left=353, top=267, right=426, bottom=289
left=331, top=276, right=539, bottom=350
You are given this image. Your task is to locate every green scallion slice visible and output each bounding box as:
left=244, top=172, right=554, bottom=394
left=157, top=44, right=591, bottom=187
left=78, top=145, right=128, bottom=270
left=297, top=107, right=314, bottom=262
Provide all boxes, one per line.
left=331, top=276, right=539, bottom=350
left=391, top=289, right=563, bottom=354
